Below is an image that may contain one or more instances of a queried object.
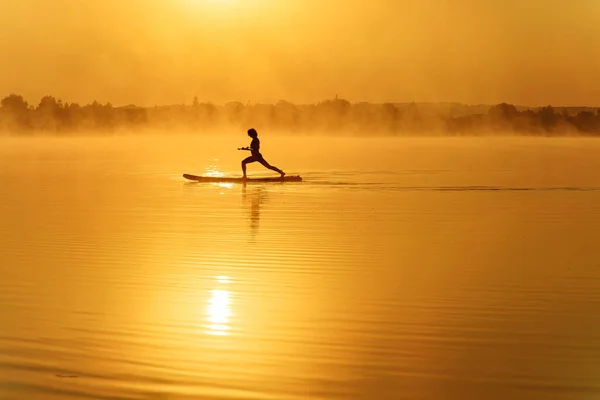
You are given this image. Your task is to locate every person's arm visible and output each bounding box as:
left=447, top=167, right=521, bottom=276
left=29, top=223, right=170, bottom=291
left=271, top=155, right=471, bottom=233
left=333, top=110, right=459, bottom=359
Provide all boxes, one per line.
left=237, top=147, right=250, bottom=151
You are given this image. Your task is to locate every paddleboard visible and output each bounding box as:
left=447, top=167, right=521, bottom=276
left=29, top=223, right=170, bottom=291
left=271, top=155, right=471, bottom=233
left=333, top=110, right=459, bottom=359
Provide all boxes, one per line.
left=183, top=174, right=302, bottom=183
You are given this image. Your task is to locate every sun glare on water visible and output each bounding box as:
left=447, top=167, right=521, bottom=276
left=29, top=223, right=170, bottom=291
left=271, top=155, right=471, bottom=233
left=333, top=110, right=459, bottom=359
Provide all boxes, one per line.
left=202, top=163, right=233, bottom=190
left=203, top=163, right=224, bottom=178
left=205, top=276, right=233, bottom=336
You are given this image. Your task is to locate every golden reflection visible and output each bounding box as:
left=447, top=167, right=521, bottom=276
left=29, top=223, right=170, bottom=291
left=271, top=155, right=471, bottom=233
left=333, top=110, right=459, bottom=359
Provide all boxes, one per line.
left=217, top=183, right=233, bottom=189
left=205, top=276, right=233, bottom=336
left=202, top=161, right=234, bottom=192
left=242, top=184, right=267, bottom=237
left=202, top=161, right=224, bottom=178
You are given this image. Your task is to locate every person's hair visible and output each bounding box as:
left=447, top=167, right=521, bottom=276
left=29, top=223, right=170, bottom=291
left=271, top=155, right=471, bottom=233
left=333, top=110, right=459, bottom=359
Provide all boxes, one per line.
left=247, top=128, right=258, bottom=137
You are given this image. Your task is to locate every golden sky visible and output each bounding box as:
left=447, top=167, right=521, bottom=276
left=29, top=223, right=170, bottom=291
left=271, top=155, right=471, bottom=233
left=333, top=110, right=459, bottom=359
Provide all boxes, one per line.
left=1, top=0, right=599, bottom=106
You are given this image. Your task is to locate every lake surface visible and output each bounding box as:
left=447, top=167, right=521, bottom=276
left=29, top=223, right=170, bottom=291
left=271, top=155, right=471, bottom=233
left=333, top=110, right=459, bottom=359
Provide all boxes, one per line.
left=1, top=135, right=600, bottom=400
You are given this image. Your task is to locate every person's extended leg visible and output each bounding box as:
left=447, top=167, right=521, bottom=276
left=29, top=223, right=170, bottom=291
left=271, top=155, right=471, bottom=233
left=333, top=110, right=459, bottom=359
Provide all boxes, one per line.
left=259, top=158, right=285, bottom=177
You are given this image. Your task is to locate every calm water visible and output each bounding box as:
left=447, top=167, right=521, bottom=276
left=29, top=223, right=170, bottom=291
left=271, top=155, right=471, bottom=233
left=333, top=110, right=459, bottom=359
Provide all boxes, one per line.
left=1, top=135, right=600, bottom=400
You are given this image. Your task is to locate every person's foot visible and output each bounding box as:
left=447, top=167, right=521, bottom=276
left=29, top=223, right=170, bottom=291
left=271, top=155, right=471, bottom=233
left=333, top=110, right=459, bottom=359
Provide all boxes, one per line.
left=280, top=171, right=286, bottom=178
left=242, top=175, right=247, bottom=180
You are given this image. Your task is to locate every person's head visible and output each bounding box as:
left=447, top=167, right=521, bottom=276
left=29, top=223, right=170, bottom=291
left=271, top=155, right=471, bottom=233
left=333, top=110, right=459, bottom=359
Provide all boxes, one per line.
left=247, top=128, right=258, bottom=138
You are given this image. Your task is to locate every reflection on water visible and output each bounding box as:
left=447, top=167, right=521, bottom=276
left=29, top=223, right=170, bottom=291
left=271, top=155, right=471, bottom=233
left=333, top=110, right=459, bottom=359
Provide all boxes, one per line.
left=2, top=137, right=600, bottom=400
left=203, top=159, right=225, bottom=177
left=206, top=162, right=233, bottom=191
left=205, top=276, right=233, bottom=336
left=242, top=184, right=267, bottom=237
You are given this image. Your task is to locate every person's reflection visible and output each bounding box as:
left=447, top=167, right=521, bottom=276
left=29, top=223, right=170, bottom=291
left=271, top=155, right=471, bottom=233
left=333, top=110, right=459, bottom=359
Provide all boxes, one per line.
left=242, top=184, right=267, bottom=237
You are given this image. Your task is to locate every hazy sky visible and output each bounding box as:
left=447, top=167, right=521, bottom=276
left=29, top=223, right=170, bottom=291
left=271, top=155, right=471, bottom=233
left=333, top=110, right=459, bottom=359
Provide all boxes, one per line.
left=1, top=0, right=599, bottom=107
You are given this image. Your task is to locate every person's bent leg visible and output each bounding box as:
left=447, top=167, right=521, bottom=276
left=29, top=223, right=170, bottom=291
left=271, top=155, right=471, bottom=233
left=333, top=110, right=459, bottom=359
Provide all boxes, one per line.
left=242, top=155, right=258, bottom=177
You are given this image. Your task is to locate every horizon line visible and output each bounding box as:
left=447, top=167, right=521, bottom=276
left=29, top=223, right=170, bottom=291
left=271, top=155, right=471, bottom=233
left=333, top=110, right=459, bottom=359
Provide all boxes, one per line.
left=3, top=93, right=600, bottom=111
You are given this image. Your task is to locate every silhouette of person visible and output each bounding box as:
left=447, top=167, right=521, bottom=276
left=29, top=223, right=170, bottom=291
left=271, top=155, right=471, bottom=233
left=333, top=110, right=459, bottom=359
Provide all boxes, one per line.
left=238, top=128, right=285, bottom=179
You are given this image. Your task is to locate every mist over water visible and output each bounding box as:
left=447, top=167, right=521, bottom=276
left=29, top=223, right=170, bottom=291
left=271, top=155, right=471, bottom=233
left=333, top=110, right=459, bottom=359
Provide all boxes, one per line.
left=1, top=96, right=599, bottom=137
left=1, top=135, right=600, bottom=399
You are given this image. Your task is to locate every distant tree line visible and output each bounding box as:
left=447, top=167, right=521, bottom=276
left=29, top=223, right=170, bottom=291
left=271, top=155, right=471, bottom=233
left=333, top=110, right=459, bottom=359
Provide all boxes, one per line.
left=1, top=93, right=600, bottom=136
